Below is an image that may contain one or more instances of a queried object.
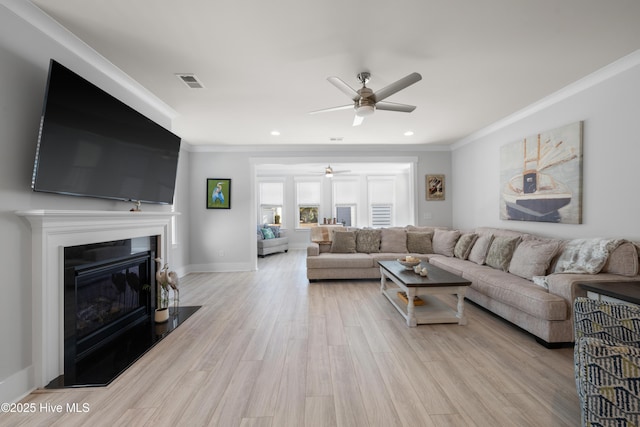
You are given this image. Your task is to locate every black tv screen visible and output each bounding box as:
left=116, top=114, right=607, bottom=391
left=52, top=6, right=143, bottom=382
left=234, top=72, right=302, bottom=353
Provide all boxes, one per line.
left=32, top=59, right=181, bottom=205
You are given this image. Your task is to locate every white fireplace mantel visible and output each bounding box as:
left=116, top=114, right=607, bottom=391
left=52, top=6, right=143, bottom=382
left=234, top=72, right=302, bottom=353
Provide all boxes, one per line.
left=16, top=209, right=177, bottom=388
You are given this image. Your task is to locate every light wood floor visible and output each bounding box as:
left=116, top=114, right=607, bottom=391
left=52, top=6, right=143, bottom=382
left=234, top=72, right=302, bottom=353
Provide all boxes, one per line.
left=2, top=250, right=580, bottom=426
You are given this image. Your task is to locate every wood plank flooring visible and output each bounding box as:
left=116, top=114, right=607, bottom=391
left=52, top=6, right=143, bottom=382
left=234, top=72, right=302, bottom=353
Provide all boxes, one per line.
left=1, top=250, right=580, bottom=426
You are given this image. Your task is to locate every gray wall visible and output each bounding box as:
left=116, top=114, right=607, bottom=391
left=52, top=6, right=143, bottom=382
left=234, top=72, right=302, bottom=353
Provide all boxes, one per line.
left=451, top=52, right=640, bottom=240
left=0, top=3, right=189, bottom=402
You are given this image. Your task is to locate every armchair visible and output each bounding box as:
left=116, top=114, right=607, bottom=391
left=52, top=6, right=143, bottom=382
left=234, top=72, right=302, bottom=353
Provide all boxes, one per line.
left=573, top=297, right=640, bottom=426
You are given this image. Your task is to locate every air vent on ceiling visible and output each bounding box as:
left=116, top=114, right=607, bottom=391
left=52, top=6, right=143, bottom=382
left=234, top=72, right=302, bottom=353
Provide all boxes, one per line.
left=175, top=73, right=205, bottom=89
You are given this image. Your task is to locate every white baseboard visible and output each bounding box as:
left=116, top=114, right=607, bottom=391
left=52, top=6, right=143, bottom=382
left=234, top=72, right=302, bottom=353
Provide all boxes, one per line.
left=0, top=365, right=34, bottom=403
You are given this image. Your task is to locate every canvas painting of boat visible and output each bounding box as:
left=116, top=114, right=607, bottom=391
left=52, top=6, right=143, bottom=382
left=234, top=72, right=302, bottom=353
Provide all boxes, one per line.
left=500, top=122, right=583, bottom=224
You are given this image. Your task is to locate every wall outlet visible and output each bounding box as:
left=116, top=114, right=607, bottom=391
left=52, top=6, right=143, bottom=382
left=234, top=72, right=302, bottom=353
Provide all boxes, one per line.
left=218, top=250, right=225, bottom=257
left=423, top=212, right=433, bottom=220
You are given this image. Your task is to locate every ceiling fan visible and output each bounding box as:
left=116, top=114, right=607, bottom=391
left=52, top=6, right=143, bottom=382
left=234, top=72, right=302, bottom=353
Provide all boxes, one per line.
left=310, top=71, right=422, bottom=126
left=314, top=165, right=350, bottom=178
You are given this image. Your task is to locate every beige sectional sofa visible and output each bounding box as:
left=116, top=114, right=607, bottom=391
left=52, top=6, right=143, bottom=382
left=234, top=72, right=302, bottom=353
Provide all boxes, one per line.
left=306, top=225, right=640, bottom=346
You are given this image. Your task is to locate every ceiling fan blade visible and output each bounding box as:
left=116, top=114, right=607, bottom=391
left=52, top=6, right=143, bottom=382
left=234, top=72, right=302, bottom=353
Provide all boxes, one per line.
left=352, top=115, right=364, bottom=126
left=327, top=76, right=360, bottom=101
left=372, top=72, right=422, bottom=102
left=309, top=104, right=354, bottom=115
left=375, top=101, right=416, bottom=113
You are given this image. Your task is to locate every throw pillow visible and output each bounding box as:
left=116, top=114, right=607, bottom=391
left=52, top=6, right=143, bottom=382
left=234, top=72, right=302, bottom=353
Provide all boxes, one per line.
left=356, top=229, right=381, bottom=253
left=330, top=231, right=357, bottom=253
left=468, top=234, right=494, bottom=265
left=555, top=238, right=624, bottom=274
left=261, top=228, right=275, bottom=239
left=508, top=238, right=561, bottom=280
left=406, top=232, right=434, bottom=254
left=432, top=229, right=461, bottom=257
left=454, top=233, right=478, bottom=260
left=601, top=242, right=639, bottom=277
left=265, top=225, right=280, bottom=238
left=380, top=228, right=408, bottom=253
left=486, top=236, right=521, bottom=271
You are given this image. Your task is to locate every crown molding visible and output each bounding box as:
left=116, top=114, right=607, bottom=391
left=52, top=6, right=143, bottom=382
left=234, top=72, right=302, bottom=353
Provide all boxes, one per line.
left=452, top=49, right=640, bottom=150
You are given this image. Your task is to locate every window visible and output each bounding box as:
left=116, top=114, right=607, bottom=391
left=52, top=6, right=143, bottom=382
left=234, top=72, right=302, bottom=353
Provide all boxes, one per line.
left=368, top=177, right=395, bottom=227
left=259, top=181, right=284, bottom=225
left=296, top=180, right=321, bottom=228
left=336, top=204, right=356, bottom=226
left=371, top=204, right=392, bottom=227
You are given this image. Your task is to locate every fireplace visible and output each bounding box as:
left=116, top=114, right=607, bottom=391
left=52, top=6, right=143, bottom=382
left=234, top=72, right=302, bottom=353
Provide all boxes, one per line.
left=17, top=210, right=176, bottom=389
left=63, top=237, right=156, bottom=385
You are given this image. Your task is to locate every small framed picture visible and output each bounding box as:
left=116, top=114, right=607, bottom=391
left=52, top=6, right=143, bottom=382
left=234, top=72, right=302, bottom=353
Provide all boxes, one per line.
left=207, top=179, right=231, bottom=209
left=426, top=174, right=445, bottom=201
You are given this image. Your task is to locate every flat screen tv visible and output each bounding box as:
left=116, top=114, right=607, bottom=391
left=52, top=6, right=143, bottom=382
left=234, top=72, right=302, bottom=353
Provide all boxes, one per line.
left=32, top=59, right=181, bottom=205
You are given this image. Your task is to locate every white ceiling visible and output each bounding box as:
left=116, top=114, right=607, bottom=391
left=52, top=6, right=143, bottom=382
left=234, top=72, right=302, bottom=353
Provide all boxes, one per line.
left=30, top=0, right=640, bottom=146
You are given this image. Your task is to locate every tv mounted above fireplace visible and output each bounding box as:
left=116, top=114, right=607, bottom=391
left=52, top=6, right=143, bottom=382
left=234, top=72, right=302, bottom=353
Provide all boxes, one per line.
left=31, top=59, right=181, bottom=205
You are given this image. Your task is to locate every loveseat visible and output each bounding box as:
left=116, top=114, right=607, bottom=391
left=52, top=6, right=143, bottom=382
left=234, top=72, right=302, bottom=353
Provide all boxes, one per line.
left=257, top=225, right=288, bottom=257
left=306, top=225, right=640, bottom=345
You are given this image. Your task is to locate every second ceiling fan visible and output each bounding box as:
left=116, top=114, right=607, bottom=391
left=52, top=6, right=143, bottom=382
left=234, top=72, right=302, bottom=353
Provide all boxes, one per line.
left=311, top=71, right=422, bottom=126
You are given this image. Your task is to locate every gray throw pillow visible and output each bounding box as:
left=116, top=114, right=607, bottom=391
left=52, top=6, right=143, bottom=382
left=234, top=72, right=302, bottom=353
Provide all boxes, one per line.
left=468, top=234, right=494, bottom=265
left=380, top=228, right=408, bottom=253
left=356, top=229, right=381, bottom=253
left=432, top=229, right=461, bottom=257
left=330, top=231, right=357, bottom=253
left=508, top=238, right=561, bottom=280
left=406, top=232, right=433, bottom=254
left=454, top=233, right=478, bottom=260
left=486, top=236, right=521, bottom=271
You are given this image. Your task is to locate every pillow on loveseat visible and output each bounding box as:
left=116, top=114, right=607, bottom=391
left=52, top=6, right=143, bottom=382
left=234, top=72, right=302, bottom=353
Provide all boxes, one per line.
left=356, top=229, right=381, bottom=253
left=380, top=228, right=407, bottom=253
left=508, top=238, right=561, bottom=280
left=407, top=232, right=433, bottom=254
left=433, top=229, right=461, bottom=257
left=261, top=228, right=276, bottom=239
left=330, top=231, right=357, bottom=253
left=486, top=236, right=521, bottom=271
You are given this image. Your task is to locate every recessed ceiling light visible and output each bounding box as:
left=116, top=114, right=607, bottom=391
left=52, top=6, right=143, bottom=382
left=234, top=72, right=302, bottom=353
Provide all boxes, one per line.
left=404, top=131, right=414, bottom=136
left=270, top=130, right=281, bottom=136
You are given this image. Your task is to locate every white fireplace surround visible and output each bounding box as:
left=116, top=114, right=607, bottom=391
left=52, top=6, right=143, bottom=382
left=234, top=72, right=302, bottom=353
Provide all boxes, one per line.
left=16, top=210, right=176, bottom=388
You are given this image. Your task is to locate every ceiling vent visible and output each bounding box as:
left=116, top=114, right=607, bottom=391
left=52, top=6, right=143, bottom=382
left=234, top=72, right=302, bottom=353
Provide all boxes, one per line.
left=175, top=73, right=205, bottom=89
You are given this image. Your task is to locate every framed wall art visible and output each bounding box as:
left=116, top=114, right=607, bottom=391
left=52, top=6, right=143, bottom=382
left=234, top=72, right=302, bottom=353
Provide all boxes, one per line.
left=499, top=121, right=582, bottom=223
left=207, top=178, right=231, bottom=209
left=426, top=174, right=445, bottom=201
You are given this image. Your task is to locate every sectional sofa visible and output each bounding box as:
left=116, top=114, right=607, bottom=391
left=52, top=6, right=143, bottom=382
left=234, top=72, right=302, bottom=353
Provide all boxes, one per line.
left=306, top=225, right=640, bottom=345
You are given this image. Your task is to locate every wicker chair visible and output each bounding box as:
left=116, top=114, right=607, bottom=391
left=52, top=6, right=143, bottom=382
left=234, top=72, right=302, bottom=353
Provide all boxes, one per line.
left=573, top=297, right=640, bottom=426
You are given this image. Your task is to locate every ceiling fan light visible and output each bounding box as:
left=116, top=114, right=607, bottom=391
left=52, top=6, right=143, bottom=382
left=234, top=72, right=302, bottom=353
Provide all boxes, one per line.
left=355, top=105, right=374, bottom=117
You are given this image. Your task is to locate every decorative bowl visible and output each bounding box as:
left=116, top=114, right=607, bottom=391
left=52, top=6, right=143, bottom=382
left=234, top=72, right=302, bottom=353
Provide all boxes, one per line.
left=397, top=258, right=421, bottom=270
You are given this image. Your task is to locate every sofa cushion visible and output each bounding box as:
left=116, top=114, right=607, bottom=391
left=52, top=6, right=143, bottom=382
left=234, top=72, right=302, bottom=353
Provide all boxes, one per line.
left=406, top=232, right=433, bottom=254
left=468, top=234, right=494, bottom=265
left=330, top=231, right=357, bottom=253
left=306, top=253, right=374, bottom=269
left=380, top=228, right=408, bottom=253
left=486, top=236, right=521, bottom=271
left=356, top=229, right=381, bottom=253
left=454, top=233, right=478, bottom=260
left=602, top=242, right=639, bottom=277
left=433, top=229, right=461, bottom=257
left=464, top=267, right=568, bottom=321
left=508, top=238, right=561, bottom=280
